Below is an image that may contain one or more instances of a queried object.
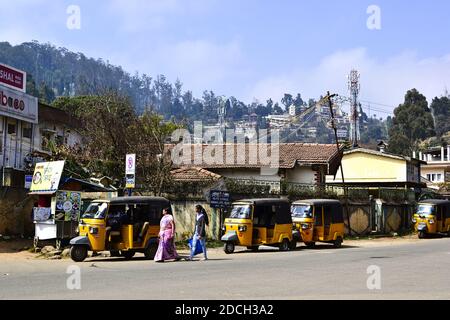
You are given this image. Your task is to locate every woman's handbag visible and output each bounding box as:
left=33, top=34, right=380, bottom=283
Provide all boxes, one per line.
left=187, top=237, right=203, bottom=255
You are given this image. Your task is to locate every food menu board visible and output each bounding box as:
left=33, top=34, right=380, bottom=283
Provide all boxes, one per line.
left=55, top=191, right=82, bottom=222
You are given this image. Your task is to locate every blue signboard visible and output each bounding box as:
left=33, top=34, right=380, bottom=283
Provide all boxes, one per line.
left=209, top=190, right=231, bottom=209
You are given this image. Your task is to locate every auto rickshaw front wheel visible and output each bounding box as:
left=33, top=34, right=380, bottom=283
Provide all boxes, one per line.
left=279, top=239, right=290, bottom=251
left=333, top=237, right=343, bottom=248
left=70, top=245, right=88, bottom=262
left=224, top=242, right=235, bottom=254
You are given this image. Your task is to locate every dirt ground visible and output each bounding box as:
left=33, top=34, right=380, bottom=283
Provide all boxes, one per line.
left=0, top=239, right=36, bottom=261
left=0, top=234, right=424, bottom=261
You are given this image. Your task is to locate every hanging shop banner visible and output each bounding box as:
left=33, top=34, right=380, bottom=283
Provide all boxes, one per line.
left=55, top=191, right=82, bottom=222
left=30, top=161, right=65, bottom=193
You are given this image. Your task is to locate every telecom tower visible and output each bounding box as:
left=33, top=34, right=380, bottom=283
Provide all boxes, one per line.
left=217, top=96, right=228, bottom=142
left=348, top=69, right=361, bottom=148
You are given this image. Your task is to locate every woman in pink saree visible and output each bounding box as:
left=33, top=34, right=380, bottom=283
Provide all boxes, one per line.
left=154, top=208, right=180, bottom=262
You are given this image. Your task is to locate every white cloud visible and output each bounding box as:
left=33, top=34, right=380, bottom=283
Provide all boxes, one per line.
left=248, top=48, right=450, bottom=114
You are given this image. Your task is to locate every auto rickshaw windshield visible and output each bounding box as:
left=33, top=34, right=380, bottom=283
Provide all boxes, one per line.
left=417, top=205, right=435, bottom=216
left=82, top=202, right=108, bottom=219
left=229, top=205, right=251, bottom=219
left=291, top=204, right=312, bottom=218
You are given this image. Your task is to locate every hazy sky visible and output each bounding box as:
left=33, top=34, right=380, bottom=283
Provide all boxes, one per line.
left=2, top=0, right=450, bottom=116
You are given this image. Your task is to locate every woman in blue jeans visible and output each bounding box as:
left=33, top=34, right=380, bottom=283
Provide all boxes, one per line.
left=186, top=205, right=208, bottom=261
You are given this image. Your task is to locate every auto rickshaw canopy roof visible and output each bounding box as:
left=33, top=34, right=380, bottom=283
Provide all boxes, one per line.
left=292, top=199, right=342, bottom=206
left=106, top=196, right=170, bottom=206
left=418, top=199, right=450, bottom=206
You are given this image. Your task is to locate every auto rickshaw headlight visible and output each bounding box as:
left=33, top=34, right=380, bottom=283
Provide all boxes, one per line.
left=301, top=224, right=310, bottom=230
left=428, top=219, right=435, bottom=224
left=238, top=225, right=247, bottom=232
left=221, top=225, right=226, bottom=231
left=412, top=218, right=417, bottom=224
left=89, top=227, right=99, bottom=235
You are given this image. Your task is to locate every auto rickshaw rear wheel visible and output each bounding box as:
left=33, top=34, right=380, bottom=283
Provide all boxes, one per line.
left=279, top=239, right=290, bottom=251
left=144, top=245, right=158, bottom=260
left=121, top=251, right=135, bottom=260
left=418, top=231, right=426, bottom=239
left=70, top=245, right=88, bottom=262
left=333, top=237, right=343, bottom=248
left=224, top=242, right=235, bottom=254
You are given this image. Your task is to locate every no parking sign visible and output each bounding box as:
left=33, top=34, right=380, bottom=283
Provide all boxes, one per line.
left=125, top=154, right=136, bottom=188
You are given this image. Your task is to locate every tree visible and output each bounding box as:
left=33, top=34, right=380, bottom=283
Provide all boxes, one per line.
left=273, top=103, right=284, bottom=115
left=430, top=96, right=450, bottom=137
left=52, top=92, right=137, bottom=184
left=130, top=111, right=182, bottom=195
left=281, top=94, right=293, bottom=111
left=293, top=93, right=304, bottom=108
left=388, top=89, right=435, bottom=156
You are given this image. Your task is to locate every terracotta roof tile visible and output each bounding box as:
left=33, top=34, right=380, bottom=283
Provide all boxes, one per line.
left=167, top=143, right=343, bottom=171
left=171, top=167, right=222, bottom=182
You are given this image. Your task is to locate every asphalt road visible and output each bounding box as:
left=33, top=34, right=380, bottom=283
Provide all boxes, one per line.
left=1, top=238, right=450, bottom=300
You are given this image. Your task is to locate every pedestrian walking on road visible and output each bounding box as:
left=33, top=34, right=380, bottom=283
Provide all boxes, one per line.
left=154, top=207, right=181, bottom=263
left=186, top=205, right=208, bottom=261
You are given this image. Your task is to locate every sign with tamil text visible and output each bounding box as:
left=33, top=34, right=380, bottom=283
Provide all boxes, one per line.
left=209, top=190, right=231, bottom=209
left=0, top=63, right=26, bottom=93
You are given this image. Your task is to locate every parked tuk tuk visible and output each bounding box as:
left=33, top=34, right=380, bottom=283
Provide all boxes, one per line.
left=221, top=199, right=294, bottom=254
left=413, top=199, right=450, bottom=239
left=69, top=196, right=170, bottom=262
left=291, top=199, right=345, bottom=248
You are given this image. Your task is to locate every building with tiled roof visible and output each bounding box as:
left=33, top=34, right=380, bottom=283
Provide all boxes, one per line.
left=168, top=143, right=343, bottom=191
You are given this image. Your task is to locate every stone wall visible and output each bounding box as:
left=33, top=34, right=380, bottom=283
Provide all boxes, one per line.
left=171, top=200, right=222, bottom=241
left=0, top=187, right=36, bottom=236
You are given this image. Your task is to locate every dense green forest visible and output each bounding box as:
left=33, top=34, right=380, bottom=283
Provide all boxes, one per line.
left=0, top=41, right=268, bottom=123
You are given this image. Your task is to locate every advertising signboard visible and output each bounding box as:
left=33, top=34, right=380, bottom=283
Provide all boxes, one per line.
left=0, top=84, right=38, bottom=123
left=0, top=63, right=26, bottom=93
left=30, top=161, right=65, bottom=193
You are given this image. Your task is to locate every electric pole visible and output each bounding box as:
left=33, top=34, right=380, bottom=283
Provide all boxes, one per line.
left=326, top=91, right=352, bottom=236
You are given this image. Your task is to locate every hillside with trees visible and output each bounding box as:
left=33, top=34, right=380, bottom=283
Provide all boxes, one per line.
left=6, top=40, right=446, bottom=151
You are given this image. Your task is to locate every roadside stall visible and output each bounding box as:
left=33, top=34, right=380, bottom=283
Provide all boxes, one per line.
left=30, top=161, right=116, bottom=249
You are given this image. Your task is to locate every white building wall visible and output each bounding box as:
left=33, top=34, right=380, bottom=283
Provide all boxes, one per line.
left=285, top=166, right=317, bottom=185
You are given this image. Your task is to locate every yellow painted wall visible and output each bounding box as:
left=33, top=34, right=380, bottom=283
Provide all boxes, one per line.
left=326, top=152, right=407, bottom=183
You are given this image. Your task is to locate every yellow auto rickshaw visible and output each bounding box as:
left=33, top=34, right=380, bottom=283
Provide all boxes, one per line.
left=69, top=196, right=170, bottom=262
left=291, top=199, right=345, bottom=248
left=413, top=199, right=450, bottom=239
left=221, top=199, right=294, bottom=254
